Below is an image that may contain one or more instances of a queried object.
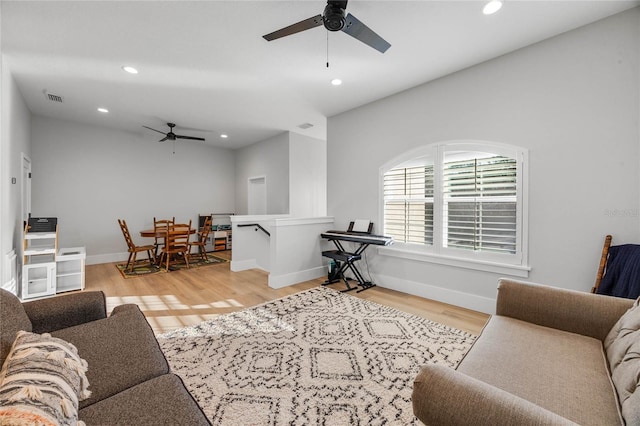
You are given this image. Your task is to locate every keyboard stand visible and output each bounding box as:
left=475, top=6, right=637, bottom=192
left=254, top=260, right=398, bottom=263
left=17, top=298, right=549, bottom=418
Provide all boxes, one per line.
left=321, top=239, right=376, bottom=293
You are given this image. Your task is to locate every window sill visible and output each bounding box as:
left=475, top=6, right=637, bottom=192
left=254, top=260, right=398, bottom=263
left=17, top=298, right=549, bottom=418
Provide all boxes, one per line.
left=377, top=246, right=530, bottom=278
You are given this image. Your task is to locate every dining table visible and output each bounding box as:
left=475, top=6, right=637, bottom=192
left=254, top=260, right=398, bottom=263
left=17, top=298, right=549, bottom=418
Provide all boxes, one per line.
left=140, top=226, right=197, bottom=269
left=139, top=227, right=196, bottom=238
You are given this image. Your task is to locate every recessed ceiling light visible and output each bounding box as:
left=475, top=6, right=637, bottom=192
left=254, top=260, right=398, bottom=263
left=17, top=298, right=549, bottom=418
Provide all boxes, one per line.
left=97, top=107, right=109, bottom=113
left=331, top=78, right=342, bottom=86
left=483, top=0, right=503, bottom=15
left=220, top=134, right=228, bottom=139
left=122, top=66, right=138, bottom=74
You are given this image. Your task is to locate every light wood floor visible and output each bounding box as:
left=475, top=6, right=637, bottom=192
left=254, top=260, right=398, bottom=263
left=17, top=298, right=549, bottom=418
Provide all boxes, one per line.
left=85, top=251, right=489, bottom=335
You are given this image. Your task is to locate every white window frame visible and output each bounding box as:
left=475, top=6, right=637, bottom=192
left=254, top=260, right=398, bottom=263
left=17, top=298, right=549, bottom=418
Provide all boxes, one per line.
left=378, top=140, right=530, bottom=277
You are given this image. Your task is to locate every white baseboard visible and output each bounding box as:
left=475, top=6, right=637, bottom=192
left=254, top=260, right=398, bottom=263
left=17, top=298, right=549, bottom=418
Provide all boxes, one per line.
left=3, top=249, right=17, bottom=295
left=86, top=252, right=128, bottom=265
left=231, top=259, right=261, bottom=272
left=375, top=274, right=496, bottom=315
left=268, top=266, right=326, bottom=289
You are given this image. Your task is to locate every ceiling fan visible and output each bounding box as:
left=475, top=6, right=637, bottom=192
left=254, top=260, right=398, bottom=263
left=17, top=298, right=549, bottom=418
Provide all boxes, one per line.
left=262, top=0, right=391, bottom=54
left=143, top=123, right=205, bottom=142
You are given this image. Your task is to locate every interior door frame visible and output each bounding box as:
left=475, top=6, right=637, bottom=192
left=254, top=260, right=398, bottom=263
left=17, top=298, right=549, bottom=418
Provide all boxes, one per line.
left=21, top=153, right=31, bottom=227
left=248, top=175, right=267, bottom=215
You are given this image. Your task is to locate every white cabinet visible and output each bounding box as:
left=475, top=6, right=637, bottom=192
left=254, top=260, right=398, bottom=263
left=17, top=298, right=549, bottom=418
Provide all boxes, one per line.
left=22, top=257, right=56, bottom=299
left=22, top=227, right=58, bottom=300
left=56, top=247, right=85, bottom=293
left=22, top=218, right=86, bottom=300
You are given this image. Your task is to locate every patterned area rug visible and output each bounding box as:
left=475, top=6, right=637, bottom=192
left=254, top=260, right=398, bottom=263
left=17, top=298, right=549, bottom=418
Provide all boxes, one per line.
left=116, top=253, right=228, bottom=278
left=157, top=287, right=476, bottom=425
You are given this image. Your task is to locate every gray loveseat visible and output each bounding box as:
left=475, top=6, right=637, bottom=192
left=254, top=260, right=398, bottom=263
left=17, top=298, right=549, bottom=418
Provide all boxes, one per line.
left=0, top=288, right=211, bottom=425
left=412, top=279, right=639, bottom=425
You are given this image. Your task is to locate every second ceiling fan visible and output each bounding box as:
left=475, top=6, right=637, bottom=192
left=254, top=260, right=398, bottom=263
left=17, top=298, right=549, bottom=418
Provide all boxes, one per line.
left=262, top=0, right=391, bottom=54
left=143, top=123, right=205, bottom=143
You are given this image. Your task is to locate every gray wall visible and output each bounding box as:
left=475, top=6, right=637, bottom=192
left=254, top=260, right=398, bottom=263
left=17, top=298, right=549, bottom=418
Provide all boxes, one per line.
left=234, top=131, right=328, bottom=217
left=30, top=116, right=235, bottom=263
left=1, top=59, right=31, bottom=269
left=327, top=9, right=640, bottom=311
left=235, top=132, right=289, bottom=215
left=289, top=132, right=327, bottom=217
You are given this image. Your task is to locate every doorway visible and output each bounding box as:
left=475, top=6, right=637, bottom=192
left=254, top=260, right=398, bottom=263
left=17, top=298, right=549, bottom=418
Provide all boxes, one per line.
left=248, top=176, right=267, bottom=215
left=21, top=153, right=31, bottom=227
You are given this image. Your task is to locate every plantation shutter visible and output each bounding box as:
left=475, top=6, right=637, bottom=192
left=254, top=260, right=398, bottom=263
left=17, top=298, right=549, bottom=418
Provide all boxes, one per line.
left=443, top=155, right=517, bottom=254
left=383, top=166, right=434, bottom=245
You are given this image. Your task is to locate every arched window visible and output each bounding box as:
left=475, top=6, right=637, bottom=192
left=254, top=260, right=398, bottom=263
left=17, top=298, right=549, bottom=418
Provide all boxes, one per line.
left=380, top=141, right=528, bottom=271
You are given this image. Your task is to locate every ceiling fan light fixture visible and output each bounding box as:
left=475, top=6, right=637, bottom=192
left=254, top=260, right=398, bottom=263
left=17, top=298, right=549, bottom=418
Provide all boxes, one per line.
left=483, top=0, right=503, bottom=15
left=122, top=66, right=139, bottom=74
left=323, top=4, right=346, bottom=31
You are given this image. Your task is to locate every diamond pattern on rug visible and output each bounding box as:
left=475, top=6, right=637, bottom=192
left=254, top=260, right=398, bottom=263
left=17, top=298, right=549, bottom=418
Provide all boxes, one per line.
left=157, top=286, right=476, bottom=425
left=224, top=341, right=303, bottom=389
left=211, top=393, right=280, bottom=425
left=310, top=347, right=363, bottom=381
left=364, top=318, right=411, bottom=339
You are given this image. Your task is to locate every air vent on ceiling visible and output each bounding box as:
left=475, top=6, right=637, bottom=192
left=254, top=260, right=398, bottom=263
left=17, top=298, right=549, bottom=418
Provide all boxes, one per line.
left=297, top=122, right=314, bottom=130
left=45, top=93, right=64, bottom=103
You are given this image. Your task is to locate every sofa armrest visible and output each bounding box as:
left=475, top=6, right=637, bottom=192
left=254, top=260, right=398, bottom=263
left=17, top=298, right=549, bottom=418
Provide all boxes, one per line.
left=52, top=303, right=169, bottom=408
left=23, top=291, right=107, bottom=334
left=496, top=279, right=633, bottom=341
left=412, top=364, right=578, bottom=426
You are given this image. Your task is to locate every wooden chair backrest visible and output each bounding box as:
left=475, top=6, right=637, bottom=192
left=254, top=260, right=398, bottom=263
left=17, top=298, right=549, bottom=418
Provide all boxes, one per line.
left=118, top=219, right=135, bottom=250
left=197, top=216, right=213, bottom=244
left=166, top=221, right=192, bottom=251
left=592, top=234, right=613, bottom=293
left=154, top=217, right=175, bottom=236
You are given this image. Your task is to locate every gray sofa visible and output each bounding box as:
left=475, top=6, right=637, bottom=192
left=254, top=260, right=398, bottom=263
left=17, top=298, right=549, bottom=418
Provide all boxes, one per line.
left=412, top=279, right=639, bottom=426
left=0, top=288, right=211, bottom=425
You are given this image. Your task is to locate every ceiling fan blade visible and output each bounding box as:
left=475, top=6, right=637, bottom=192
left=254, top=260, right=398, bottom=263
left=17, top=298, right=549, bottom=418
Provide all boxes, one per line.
left=173, top=125, right=212, bottom=133
left=159, top=136, right=169, bottom=142
left=341, top=13, right=391, bottom=53
left=143, top=125, right=167, bottom=135
left=263, top=14, right=323, bottom=41
left=176, top=135, right=206, bottom=141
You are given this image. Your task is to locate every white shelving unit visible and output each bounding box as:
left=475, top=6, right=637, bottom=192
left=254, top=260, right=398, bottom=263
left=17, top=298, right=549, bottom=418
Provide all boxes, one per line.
left=22, top=225, right=58, bottom=300
left=22, top=218, right=86, bottom=300
left=213, top=213, right=233, bottom=251
left=200, top=213, right=234, bottom=252
left=56, top=247, right=86, bottom=294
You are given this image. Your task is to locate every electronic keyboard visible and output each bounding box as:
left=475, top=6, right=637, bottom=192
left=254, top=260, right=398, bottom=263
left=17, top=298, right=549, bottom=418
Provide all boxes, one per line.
left=320, top=230, right=393, bottom=246
left=321, top=229, right=393, bottom=293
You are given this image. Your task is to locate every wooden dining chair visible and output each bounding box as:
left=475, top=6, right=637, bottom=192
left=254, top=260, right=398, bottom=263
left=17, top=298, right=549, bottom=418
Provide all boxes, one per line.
left=592, top=234, right=640, bottom=299
left=190, top=216, right=212, bottom=262
left=118, top=219, right=156, bottom=272
left=153, top=217, right=175, bottom=258
left=159, top=220, right=192, bottom=272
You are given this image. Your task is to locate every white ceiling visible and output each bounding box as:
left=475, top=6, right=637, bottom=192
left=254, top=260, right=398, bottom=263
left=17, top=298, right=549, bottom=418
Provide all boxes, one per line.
left=2, top=0, right=638, bottom=149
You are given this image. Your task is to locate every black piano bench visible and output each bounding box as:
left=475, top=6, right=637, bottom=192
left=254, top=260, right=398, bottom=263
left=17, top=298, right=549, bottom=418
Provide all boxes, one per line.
left=321, top=250, right=361, bottom=263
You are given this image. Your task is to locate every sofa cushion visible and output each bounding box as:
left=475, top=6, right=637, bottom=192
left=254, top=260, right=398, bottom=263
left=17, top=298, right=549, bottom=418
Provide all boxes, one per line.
left=0, top=331, right=91, bottom=426
left=23, top=291, right=107, bottom=334
left=52, top=304, right=169, bottom=409
left=79, top=373, right=211, bottom=425
left=0, top=289, right=32, bottom=367
left=604, top=297, right=640, bottom=424
left=458, top=316, right=621, bottom=426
